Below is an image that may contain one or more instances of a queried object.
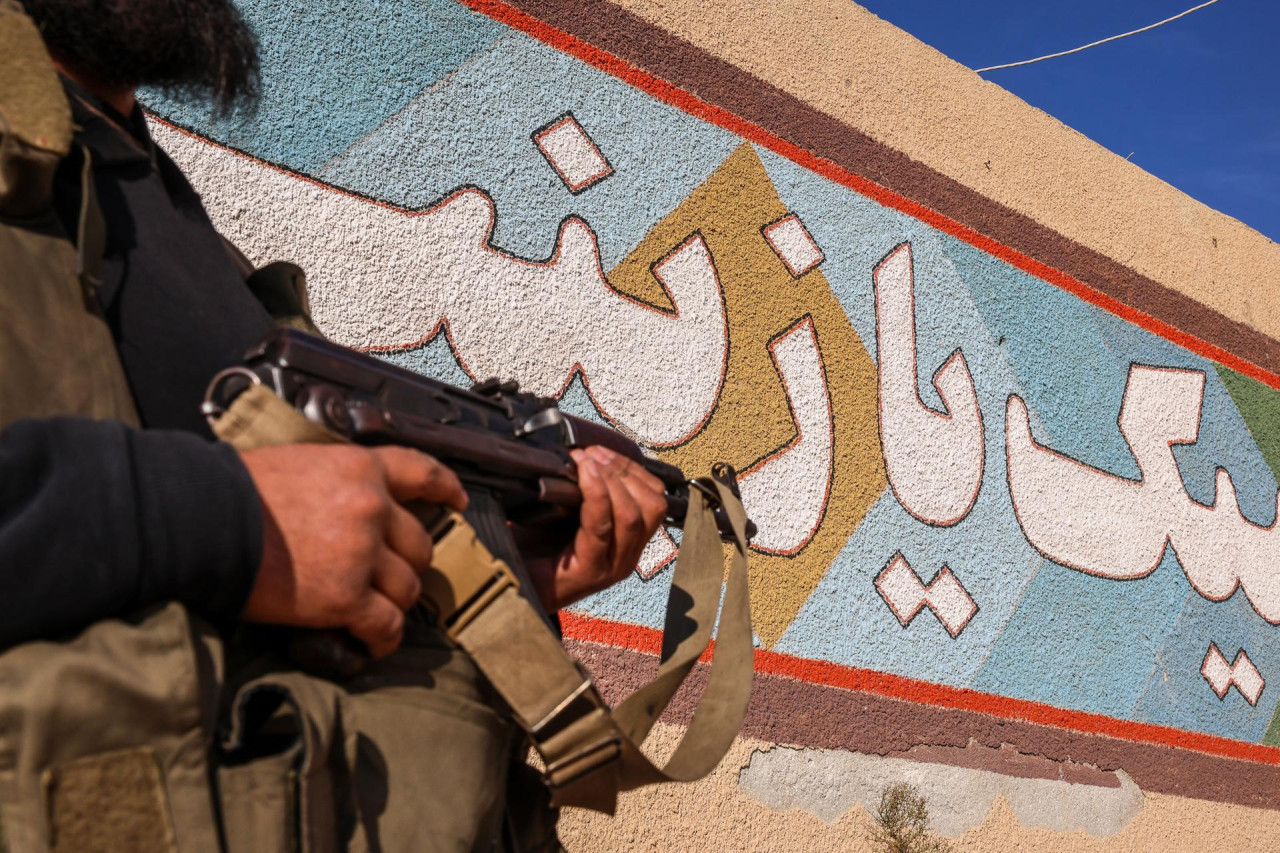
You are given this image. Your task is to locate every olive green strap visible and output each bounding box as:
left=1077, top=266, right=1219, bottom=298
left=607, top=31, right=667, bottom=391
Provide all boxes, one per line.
left=617, top=477, right=753, bottom=784
left=73, top=144, right=105, bottom=303
left=414, top=481, right=753, bottom=815
left=211, top=383, right=755, bottom=816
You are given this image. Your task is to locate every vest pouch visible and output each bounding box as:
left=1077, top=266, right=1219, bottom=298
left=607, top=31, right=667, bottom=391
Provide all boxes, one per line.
left=0, top=157, right=139, bottom=430
left=0, top=0, right=138, bottom=429
left=218, top=625, right=513, bottom=853
left=217, top=668, right=352, bottom=853
left=0, top=603, right=224, bottom=853
left=336, top=624, right=512, bottom=853
left=210, top=388, right=519, bottom=852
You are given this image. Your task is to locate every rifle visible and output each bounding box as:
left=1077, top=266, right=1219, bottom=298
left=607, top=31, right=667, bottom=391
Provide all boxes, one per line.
left=202, top=328, right=755, bottom=674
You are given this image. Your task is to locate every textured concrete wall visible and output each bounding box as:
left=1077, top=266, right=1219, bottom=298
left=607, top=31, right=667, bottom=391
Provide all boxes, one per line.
left=144, top=0, right=1280, bottom=847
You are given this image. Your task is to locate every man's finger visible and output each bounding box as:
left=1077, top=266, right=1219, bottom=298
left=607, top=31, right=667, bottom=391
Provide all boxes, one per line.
left=597, top=461, right=646, bottom=568
left=630, top=484, right=668, bottom=540
left=374, top=446, right=468, bottom=511
left=386, top=503, right=434, bottom=572
left=346, top=591, right=406, bottom=659
left=371, top=546, right=423, bottom=613
left=587, top=446, right=667, bottom=542
left=586, top=445, right=665, bottom=494
left=572, top=455, right=612, bottom=571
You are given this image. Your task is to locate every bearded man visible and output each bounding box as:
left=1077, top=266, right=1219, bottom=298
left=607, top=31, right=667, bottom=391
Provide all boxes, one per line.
left=0, top=1, right=666, bottom=850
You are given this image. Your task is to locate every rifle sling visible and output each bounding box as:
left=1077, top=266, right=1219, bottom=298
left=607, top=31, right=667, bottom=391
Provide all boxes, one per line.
left=211, top=384, right=754, bottom=815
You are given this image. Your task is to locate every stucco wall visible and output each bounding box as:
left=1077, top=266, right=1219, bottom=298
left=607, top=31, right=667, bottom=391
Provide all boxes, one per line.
left=145, top=0, right=1280, bottom=848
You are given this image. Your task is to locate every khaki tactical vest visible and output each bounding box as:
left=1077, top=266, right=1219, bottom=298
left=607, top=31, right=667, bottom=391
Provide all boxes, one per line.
left=0, top=5, right=754, bottom=851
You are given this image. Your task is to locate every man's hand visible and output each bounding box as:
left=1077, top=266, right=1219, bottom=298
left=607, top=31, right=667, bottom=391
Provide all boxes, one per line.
left=523, top=446, right=668, bottom=613
left=239, top=444, right=467, bottom=659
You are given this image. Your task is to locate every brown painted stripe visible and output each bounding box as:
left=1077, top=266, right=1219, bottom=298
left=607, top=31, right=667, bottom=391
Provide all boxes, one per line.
left=569, top=638, right=1280, bottom=811
left=473, top=0, right=1280, bottom=378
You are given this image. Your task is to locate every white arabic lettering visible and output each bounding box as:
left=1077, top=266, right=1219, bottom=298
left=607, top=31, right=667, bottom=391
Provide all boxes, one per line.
left=151, top=120, right=729, bottom=449
left=736, top=316, right=834, bottom=555
left=1007, top=364, right=1280, bottom=622
left=874, top=243, right=984, bottom=526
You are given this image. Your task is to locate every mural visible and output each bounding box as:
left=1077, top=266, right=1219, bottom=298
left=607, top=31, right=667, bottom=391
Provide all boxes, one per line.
left=143, top=0, right=1280, bottom=838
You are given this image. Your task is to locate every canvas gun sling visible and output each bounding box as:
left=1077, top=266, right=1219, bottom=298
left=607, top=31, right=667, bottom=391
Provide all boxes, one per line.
left=211, top=384, right=755, bottom=815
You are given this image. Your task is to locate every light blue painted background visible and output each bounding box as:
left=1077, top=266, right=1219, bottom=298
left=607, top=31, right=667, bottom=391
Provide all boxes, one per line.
left=144, top=0, right=1280, bottom=744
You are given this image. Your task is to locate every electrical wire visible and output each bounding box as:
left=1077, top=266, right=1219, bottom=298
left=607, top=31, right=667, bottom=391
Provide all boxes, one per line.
left=975, top=0, right=1223, bottom=73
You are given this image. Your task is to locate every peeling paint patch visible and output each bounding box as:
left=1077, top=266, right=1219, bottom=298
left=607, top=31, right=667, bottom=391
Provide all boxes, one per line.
left=738, top=745, right=1144, bottom=837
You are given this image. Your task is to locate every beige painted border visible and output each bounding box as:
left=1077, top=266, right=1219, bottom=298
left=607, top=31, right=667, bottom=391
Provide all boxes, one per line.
left=560, top=723, right=1280, bottom=852
left=607, top=0, right=1280, bottom=341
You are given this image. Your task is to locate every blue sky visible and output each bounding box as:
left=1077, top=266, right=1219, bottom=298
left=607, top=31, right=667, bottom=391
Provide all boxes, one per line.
left=854, top=0, right=1279, bottom=243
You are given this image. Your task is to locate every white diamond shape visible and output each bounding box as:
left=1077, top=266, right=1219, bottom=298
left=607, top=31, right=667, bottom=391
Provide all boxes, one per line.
left=1201, top=644, right=1265, bottom=706
left=876, top=555, right=928, bottom=622
left=533, top=113, right=613, bottom=193
left=762, top=213, right=824, bottom=277
left=875, top=554, right=977, bottom=639
left=926, top=570, right=979, bottom=638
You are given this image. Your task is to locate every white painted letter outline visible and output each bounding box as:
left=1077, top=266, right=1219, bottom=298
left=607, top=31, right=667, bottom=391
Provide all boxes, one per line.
left=736, top=316, right=834, bottom=555
left=532, top=113, right=614, bottom=194
left=151, top=121, right=728, bottom=449
left=1007, top=364, right=1280, bottom=623
left=875, top=553, right=977, bottom=638
left=874, top=243, right=984, bottom=527
left=762, top=213, right=824, bottom=278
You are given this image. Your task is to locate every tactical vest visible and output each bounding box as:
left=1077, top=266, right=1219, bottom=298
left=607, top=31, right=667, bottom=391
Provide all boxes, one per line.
left=0, top=5, right=754, bottom=851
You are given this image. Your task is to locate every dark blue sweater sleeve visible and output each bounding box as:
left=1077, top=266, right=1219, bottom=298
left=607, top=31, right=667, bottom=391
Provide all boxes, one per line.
left=0, top=416, right=262, bottom=647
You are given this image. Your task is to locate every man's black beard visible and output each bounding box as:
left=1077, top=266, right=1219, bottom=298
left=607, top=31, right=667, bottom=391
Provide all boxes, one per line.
left=21, top=0, right=260, bottom=113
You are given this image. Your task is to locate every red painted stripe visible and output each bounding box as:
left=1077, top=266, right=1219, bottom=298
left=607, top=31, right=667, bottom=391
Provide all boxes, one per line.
left=561, top=611, right=1280, bottom=766
left=457, top=0, right=1280, bottom=395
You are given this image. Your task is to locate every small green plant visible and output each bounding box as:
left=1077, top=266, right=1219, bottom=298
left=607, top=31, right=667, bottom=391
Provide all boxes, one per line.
left=867, top=782, right=953, bottom=853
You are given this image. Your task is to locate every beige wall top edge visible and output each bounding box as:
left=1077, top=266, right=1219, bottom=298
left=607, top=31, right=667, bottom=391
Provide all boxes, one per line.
left=610, top=0, right=1280, bottom=343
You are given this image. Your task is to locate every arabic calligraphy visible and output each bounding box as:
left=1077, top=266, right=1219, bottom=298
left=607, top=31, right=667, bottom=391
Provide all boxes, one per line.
left=874, top=243, right=984, bottom=526
left=736, top=316, right=835, bottom=556
left=155, top=118, right=1280, bottom=640
left=1007, top=364, right=1280, bottom=623
left=150, top=120, right=729, bottom=449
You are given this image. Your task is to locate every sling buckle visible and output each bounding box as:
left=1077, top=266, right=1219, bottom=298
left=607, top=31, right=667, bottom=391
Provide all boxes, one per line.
left=443, top=564, right=517, bottom=637
left=529, top=677, right=594, bottom=737
left=542, top=732, right=622, bottom=791
left=524, top=669, right=605, bottom=744
left=524, top=672, right=621, bottom=790
left=418, top=511, right=521, bottom=640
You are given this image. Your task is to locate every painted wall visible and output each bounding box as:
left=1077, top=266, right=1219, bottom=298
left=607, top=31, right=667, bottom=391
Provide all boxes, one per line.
left=144, top=0, right=1280, bottom=847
